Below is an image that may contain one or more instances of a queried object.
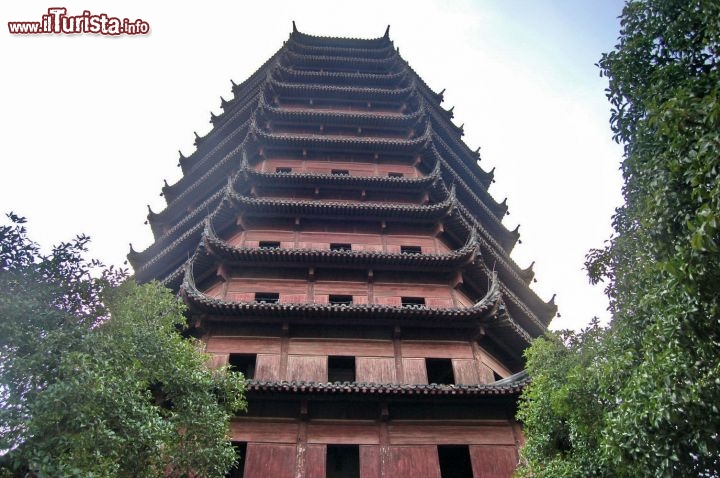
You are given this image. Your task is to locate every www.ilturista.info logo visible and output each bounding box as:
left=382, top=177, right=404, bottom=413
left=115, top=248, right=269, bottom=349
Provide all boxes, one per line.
left=8, top=8, right=150, bottom=35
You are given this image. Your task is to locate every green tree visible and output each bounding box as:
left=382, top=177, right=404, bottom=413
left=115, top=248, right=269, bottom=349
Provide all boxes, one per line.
left=518, top=0, right=720, bottom=476
left=0, top=214, right=246, bottom=477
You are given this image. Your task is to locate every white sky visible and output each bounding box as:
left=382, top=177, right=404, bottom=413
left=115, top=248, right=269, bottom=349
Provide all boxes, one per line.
left=1, top=1, right=625, bottom=330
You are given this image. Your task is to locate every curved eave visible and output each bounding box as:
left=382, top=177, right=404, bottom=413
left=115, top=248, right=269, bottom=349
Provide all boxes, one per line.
left=179, top=94, right=260, bottom=178
left=282, top=50, right=398, bottom=71
left=243, top=162, right=439, bottom=191
left=148, top=186, right=225, bottom=241
left=289, top=27, right=391, bottom=49
left=395, top=56, right=444, bottom=105
left=131, top=221, right=205, bottom=283
left=225, top=190, right=454, bottom=221
left=250, top=121, right=429, bottom=152
left=286, top=38, right=396, bottom=59
left=131, top=186, right=455, bottom=283
left=268, top=75, right=413, bottom=101
left=430, top=132, right=493, bottom=191
left=181, top=270, right=501, bottom=322
left=259, top=93, right=423, bottom=127
left=202, top=225, right=478, bottom=270
left=164, top=113, right=254, bottom=208
left=243, top=378, right=528, bottom=397
left=274, top=65, right=406, bottom=88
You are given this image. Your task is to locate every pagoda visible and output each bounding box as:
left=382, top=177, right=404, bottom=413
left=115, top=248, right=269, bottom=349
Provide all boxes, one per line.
left=129, top=24, right=556, bottom=478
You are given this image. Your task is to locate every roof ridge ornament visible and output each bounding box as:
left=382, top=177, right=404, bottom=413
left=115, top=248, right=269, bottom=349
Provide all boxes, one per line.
left=384, top=25, right=390, bottom=39
left=474, top=271, right=500, bottom=308
left=292, top=20, right=298, bottom=34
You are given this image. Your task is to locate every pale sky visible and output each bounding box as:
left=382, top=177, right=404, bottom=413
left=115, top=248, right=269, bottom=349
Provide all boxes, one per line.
left=1, top=1, right=626, bottom=330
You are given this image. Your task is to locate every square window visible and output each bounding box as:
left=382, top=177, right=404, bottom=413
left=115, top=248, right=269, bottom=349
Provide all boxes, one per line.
left=229, top=354, right=256, bottom=380
left=259, top=241, right=280, bottom=249
left=401, top=297, right=426, bottom=307
left=438, top=445, right=472, bottom=478
left=254, top=292, right=279, bottom=304
left=329, top=295, right=353, bottom=305
left=426, top=358, right=454, bottom=385
left=328, top=356, right=355, bottom=383
left=329, top=243, right=352, bottom=251
left=400, top=245, right=422, bottom=254
left=326, top=444, right=360, bottom=478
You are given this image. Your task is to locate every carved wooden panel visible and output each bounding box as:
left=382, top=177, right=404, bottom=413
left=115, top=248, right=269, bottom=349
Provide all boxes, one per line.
left=226, top=278, right=308, bottom=294
left=230, top=421, right=298, bottom=443
left=452, top=358, right=480, bottom=385
left=244, top=230, right=295, bottom=242
left=375, top=296, right=401, bottom=306
left=287, top=355, right=326, bottom=382
left=401, top=341, right=474, bottom=359
left=402, top=358, right=428, bottom=384
left=373, top=283, right=450, bottom=298
left=226, top=292, right=255, bottom=302
left=206, top=353, right=228, bottom=369
left=243, top=443, right=296, bottom=478
left=470, top=445, right=518, bottom=478
left=255, top=354, right=281, bottom=381
left=280, top=293, right=308, bottom=303
left=307, top=423, right=379, bottom=445
left=206, top=336, right=282, bottom=355
left=386, top=446, right=441, bottom=478
left=478, top=363, right=496, bottom=384
left=289, top=339, right=394, bottom=357
left=305, top=444, right=326, bottom=478
left=360, top=445, right=381, bottom=478
left=388, top=423, right=516, bottom=446
left=314, top=281, right=369, bottom=296
left=357, top=357, right=397, bottom=384
left=425, top=297, right=453, bottom=307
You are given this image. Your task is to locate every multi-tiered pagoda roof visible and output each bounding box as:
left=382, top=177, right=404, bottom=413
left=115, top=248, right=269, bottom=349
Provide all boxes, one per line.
left=130, top=24, right=555, bottom=478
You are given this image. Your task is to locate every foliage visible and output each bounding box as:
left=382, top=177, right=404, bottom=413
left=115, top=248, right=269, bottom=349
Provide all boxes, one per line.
left=516, top=320, right=612, bottom=477
left=0, top=214, right=246, bottom=477
left=518, top=0, right=720, bottom=476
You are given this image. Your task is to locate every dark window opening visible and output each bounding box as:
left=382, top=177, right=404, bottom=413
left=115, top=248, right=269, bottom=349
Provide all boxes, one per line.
left=254, top=292, right=279, bottom=304
left=401, top=297, right=426, bottom=307
left=388, top=172, right=404, bottom=178
left=226, top=441, right=247, bottom=478
left=229, top=354, right=256, bottom=380
left=276, top=167, right=292, bottom=173
left=426, top=358, right=454, bottom=385
left=331, top=169, right=350, bottom=176
left=326, top=445, right=360, bottom=478
left=330, top=243, right=352, bottom=252
left=438, top=445, right=473, bottom=478
left=400, top=245, right=422, bottom=254
left=329, top=294, right=353, bottom=305
left=328, top=356, right=355, bottom=383
left=259, top=241, right=281, bottom=249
